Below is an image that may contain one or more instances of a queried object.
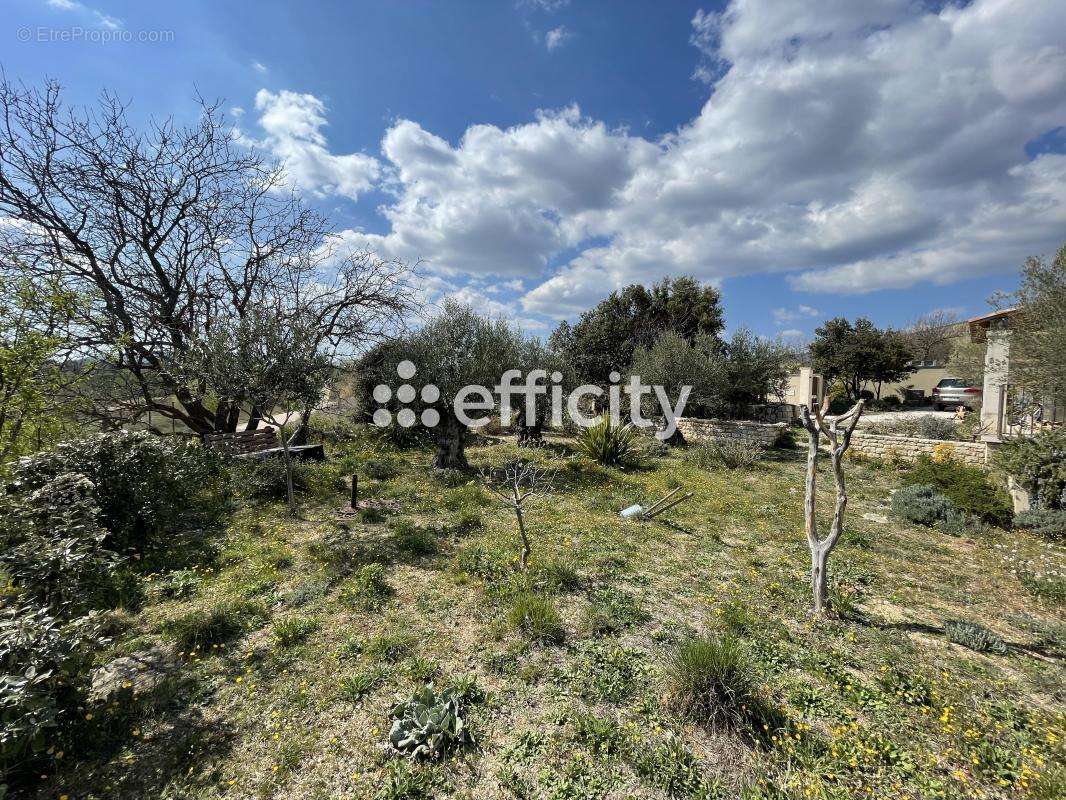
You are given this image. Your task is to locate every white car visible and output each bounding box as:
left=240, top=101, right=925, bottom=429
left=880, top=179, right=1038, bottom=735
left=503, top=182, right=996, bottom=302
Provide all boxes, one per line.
left=932, top=378, right=982, bottom=411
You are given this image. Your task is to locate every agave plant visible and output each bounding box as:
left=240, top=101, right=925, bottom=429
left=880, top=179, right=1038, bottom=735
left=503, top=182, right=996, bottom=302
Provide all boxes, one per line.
left=388, top=685, right=470, bottom=759
left=576, top=417, right=638, bottom=467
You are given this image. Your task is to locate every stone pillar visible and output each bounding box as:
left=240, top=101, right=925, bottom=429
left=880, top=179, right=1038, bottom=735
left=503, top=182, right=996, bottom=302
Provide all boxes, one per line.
left=980, top=324, right=1011, bottom=442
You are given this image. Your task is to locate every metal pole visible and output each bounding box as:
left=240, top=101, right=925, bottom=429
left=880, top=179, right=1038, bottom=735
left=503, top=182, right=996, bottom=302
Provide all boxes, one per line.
left=350, top=474, right=358, bottom=509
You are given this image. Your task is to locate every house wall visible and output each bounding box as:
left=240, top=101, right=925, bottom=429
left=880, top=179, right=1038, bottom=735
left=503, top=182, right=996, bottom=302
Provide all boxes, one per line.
left=676, top=418, right=788, bottom=447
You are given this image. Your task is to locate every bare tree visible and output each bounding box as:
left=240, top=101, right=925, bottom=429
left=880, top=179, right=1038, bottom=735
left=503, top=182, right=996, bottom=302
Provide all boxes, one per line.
left=798, top=397, right=864, bottom=616
left=484, top=460, right=556, bottom=571
left=906, top=311, right=964, bottom=365
left=0, top=79, right=415, bottom=435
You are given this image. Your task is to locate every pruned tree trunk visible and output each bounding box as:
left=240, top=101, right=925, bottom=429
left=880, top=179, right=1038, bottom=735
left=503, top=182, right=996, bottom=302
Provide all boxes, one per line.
left=799, top=398, right=864, bottom=616
left=433, top=412, right=468, bottom=470
left=514, top=502, right=531, bottom=570
left=277, top=425, right=297, bottom=518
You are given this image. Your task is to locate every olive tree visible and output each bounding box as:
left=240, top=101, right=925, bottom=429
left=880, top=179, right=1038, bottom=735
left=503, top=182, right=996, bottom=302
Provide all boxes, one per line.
left=359, top=301, right=524, bottom=469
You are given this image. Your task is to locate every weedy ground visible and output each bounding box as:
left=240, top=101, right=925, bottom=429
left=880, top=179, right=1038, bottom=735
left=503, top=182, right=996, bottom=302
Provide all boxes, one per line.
left=33, top=431, right=1065, bottom=800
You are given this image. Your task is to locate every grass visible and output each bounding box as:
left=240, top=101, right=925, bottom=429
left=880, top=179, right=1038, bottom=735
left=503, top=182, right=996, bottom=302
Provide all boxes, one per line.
left=33, top=427, right=1066, bottom=800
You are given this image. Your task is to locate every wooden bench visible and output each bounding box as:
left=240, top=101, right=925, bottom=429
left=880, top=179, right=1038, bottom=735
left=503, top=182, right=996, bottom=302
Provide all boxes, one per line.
left=202, top=428, right=325, bottom=461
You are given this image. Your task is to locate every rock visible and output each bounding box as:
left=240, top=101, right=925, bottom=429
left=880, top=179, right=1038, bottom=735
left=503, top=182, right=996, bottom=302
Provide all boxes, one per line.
left=862, top=512, right=889, bottom=524
left=89, top=646, right=175, bottom=702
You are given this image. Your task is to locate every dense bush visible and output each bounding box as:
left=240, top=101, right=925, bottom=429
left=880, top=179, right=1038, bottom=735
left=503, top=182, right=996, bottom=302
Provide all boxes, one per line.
left=993, top=429, right=1065, bottom=510
left=891, top=484, right=958, bottom=527
left=1013, top=509, right=1066, bottom=542
left=9, top=432, right=229, bottom=555
left=576, top=418, right=638, bottom=467
left=901, top=454, right=1011, bottom=527
left=0, top=605, right=102, bottom=778
left=0, top=474, right=121, bottom=616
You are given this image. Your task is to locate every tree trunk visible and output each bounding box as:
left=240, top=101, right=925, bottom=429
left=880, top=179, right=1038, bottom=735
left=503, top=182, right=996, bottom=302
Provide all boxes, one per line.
left=800, top=399, right=864, bottom=617
left=516, top=404, right=544, bottom=446
left=278, top=427, right=297, bottom=517
left=811, top=545, right=829, bottom=614
left=246, top=405, right=262, bottom=431
left=433, top=413, right=468, bottom=469
left=515, top=503, right=530, bottom=570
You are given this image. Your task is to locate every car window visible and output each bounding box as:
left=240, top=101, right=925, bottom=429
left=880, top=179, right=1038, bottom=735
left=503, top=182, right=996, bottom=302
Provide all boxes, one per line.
left=937, top=378, right=967, bottom=388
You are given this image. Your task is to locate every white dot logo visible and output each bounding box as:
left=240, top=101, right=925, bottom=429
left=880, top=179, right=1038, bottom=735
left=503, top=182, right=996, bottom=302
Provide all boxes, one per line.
left=372, top=361, right=440, bottom=428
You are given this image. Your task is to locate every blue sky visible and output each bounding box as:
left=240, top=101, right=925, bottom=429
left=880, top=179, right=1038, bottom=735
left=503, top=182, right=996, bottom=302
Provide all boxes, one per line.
left=5, top=0, right=1066, bottom=341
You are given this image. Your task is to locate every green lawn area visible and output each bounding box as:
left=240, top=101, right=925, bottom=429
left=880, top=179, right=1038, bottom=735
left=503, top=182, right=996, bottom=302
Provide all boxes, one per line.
left=35, top=432, right=1064, bottom=800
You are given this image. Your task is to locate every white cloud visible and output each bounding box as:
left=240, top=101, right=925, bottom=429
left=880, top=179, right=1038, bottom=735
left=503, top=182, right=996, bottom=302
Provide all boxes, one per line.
left=45, top=0, right=122, bottom=28
left=254, top=0, right=1066, bottom=318
left=519, top=0, right=569, bottom=11
left=252, top=61, right=268, bottom=74
left=244, top=89, right=381, bottom=201
left=772, top=305, right=821, bottom=325
left=545, top=26, right=572, bottom=51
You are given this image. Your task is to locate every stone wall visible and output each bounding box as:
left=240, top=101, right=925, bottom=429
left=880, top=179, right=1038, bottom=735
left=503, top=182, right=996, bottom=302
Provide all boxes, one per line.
left=846, top=431, right=987, bottom=465
left=676, top=418, right=788, bottom=447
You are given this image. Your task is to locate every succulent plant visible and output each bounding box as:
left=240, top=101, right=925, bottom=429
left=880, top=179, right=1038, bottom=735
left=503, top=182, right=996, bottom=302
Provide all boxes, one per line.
left=388, top=685, right=470, bottom=759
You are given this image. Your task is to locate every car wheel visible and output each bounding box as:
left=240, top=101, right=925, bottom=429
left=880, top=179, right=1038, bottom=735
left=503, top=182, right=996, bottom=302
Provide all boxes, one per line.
left=934, top=403, right=943, bottom=411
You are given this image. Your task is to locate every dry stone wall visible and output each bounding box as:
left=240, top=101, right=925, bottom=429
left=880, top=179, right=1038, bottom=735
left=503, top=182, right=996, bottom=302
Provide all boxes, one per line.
left=846, top=431, right=987, bottom=465
left=676, top=418, right=787, bottom=447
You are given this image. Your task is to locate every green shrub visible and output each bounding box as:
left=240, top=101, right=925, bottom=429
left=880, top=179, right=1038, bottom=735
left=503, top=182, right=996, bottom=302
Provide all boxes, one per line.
left=711, top=438, right=766, bottom=469
left=163, top=599, right=265, bottom=652
left=0, top=605, right=101, bottom=777
left=993, top=429, right=1065, bottom=510
left=508, top=591, right=564, bottom=644
left=890, top=484, right=958, bottom=526
left=273, top=615, right=319, bottom=647
left=576, top=418, right=638, bottom=467
left=1013, top=509, right=1066, bottom=542
left=0, top=473, right=121, bottom=616
left=664, top=634, right=761, bottom=729
left=901, top=454, right=1011, bottom=527
left=944, top=620, right=1008, bottom=655
left=388, top=685, right=471, bottom=759
left=448, top=510, right=483, bottom=535
left=865, top=416, right=961, bottom=441
left=10, top=432, right=229, bottom=555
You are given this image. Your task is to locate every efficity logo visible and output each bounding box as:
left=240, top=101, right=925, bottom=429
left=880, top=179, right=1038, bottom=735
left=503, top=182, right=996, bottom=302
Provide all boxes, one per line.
left=373, top=362, right=691, bottom=440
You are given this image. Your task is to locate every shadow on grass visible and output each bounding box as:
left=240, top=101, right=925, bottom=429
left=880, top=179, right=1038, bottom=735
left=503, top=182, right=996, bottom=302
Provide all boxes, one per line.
left=859, top=617, right=1064, bottom=661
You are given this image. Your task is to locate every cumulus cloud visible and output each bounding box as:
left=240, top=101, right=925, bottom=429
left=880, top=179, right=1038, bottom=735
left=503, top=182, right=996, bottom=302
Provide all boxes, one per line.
left=253, top=0, right=1066, bottom=319
left=244, top=89, right=380, bottom=201
left=545, top=26, right=572, bottom=51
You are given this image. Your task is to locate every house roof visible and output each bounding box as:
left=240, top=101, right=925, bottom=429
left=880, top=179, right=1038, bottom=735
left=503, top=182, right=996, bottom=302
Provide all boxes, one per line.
left=968, top=307, right=1018, bottom=343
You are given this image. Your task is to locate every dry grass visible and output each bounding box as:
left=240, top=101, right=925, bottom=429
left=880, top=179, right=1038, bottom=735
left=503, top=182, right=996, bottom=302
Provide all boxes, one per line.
left=30, top=432, right=1065, bottom=800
